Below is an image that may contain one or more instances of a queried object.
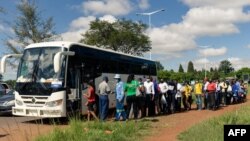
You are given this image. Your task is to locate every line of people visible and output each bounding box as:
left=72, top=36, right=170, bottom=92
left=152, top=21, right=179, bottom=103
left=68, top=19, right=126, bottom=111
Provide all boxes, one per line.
left=84, top=74, right=248, bottom=121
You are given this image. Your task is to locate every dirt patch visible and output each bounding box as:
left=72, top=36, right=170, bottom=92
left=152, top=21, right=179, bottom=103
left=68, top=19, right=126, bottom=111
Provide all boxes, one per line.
left=144, top=97, right=250, bottom=141
left=0, top=121, right=67, bottom=141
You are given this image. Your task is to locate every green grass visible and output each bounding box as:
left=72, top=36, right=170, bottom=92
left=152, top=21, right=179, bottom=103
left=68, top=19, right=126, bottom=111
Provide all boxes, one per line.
left=178, top=105, right=250, bottom=141
left=35, top=119, right=151, bottom=141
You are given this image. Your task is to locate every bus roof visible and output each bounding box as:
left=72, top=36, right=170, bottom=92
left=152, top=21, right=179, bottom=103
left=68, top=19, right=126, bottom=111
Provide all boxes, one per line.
left=25, top=41, right=155, bottom=63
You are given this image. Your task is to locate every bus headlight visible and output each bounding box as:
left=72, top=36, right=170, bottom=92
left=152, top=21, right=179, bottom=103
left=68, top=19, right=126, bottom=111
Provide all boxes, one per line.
left=16, top=99, right=23, bottom=106
left=3, top=100, right=15, bottom=106
left=45, top=99, right=63, bottom=107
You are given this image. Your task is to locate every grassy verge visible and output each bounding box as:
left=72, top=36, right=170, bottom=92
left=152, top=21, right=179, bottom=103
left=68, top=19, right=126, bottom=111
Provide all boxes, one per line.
left=35, top=119, right=151, bottom=141
left=178, top=105, right=250, bottom=141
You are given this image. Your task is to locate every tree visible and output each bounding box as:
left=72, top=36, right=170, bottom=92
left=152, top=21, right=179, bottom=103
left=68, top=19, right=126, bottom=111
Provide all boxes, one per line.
left=218, top=60, right=234, bottom=75
left=210, top=67, right=214, bottom=72
left=235, top=67, right=250, bottom=80
left=187, top=61, right=194, bottom=73
left=155, top=61, right=164, bottom=71
left=157, top=70, right=171, bottom=81
left=211, top=69, right=220, bottom=80
left=178, top=64, right=184, bottom=73
left=81, top=19, right=151, bottom=56
left=4, top=80, right=16, bottom=88
left=5, top=0, right=56, bottom=54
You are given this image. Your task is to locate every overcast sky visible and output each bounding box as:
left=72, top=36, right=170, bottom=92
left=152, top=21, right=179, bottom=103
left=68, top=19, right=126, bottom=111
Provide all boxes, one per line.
left=0, top=0, right=250, bottom=80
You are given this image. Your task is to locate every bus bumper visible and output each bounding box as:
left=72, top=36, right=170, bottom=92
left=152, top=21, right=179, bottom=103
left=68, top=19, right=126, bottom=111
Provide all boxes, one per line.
left=12, top=107, right=65, bottom=118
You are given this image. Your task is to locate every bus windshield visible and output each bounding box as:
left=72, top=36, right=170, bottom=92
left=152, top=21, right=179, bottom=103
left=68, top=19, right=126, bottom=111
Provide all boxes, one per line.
left=17, top=47, right=64, bottom=83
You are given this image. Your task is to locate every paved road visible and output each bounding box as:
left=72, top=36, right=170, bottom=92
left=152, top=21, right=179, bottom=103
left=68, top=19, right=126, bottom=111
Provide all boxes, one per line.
left=0, top=116, right=59, bottom=141
left=0, top=116, right=43, bottom=128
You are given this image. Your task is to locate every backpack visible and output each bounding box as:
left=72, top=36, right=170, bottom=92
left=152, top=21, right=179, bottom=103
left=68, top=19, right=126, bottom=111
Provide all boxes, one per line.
left=139, top=85, right=145, bottom=93
left=137, top=85, right=145, bottom=97
left=207, top=83, right=216, bottom=91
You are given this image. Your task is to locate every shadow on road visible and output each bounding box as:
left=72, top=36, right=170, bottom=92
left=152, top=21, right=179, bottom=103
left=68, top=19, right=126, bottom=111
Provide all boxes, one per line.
left=0, top=134, right=9, bottom=138
left=141, top=118, right=159, bottom=122
left=22, top=117, right=70, bottom=125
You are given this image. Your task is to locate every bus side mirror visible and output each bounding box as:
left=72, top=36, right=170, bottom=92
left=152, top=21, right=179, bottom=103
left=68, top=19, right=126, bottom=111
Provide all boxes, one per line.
left=0, top=54, right=22, bottom=73
left=54, top=51, right=75, bottom=73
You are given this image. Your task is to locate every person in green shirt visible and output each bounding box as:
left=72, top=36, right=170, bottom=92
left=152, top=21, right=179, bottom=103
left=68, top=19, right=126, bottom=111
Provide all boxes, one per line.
left=125, top=74, right=139, bottom=119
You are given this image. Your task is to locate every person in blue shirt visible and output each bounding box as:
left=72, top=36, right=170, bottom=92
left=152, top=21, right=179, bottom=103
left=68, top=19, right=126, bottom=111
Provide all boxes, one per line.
left=114, top=74, right=126, bottom=121
left=232, top=80, right=239, bottom=103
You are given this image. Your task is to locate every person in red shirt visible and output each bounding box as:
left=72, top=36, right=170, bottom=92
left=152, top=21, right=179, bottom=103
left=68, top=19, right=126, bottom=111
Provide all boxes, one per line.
left=84, top=81, right=98, bottom=121
left=207, top=79, right=216, bottom=110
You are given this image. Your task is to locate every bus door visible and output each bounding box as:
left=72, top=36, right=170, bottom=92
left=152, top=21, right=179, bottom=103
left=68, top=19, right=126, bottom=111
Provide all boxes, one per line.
left=79, top=64, right=99, bottom=115
left=71, top=68, right=83, bottom=115
left=66, top=65, right=88, bottom=116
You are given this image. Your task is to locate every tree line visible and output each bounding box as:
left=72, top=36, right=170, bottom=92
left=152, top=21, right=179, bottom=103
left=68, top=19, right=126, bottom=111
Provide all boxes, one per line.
left=157, top=60, right=250, bottom=82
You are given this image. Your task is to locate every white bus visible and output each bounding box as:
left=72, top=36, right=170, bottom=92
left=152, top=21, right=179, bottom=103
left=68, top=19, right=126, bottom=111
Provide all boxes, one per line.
left=1, top=41, right=157, bottom=118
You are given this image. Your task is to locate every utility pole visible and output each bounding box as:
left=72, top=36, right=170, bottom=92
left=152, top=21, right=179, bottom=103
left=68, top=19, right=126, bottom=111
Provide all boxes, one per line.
left=136, top=9, right=165, bottom=60
left=199, top=45, right=210, bottom=79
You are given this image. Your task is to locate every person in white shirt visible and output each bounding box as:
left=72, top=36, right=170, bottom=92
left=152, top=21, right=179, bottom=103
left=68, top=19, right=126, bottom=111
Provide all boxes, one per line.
left=144, top=77, right=155, bottom=117
left=158, top=79, right=168, bottom=114
left=175, top=82, right=182, bottom=112
left=159, top=79, right=168, bottom=93
left=203, top=79, right=209, bottom=109
left=215, top=80, right=221, bottom=108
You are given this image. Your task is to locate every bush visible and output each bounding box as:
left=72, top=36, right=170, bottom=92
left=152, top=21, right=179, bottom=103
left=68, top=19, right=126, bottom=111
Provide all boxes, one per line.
left=36, top=119, right=150, bottom=141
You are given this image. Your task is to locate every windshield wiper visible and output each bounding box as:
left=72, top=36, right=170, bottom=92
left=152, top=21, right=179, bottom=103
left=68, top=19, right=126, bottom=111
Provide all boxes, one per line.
left=32, top=55, right=48, bottom=90
left=18, top=51, right=48, bottom=92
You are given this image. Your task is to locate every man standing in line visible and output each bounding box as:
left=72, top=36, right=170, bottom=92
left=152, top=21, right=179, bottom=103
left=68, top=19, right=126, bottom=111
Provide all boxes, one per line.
left=158, top=79, right=168, bottom=114
left=153, top=79, right=160, bottom=115
left=175, top=81, right=183, bottom=112
left=183, top=82, right=189, bottom=111
left=137, top=78, right=146, bottom=118
left=215, top=80, right=221, bottom=109
left=114, top=74, right=126, bottom=121
left=144, top=77, right=155, bottom=117
left=125, top=74, right=139, bottom=119
left=98, top=76, right=111, bottom=121
left=194, top=80, right=203, bottom=110
left=203, top=78, right=209, bottom=109
left=219, top=79, right=228, bottom=106
left=207, top=79, right=216, bottom=110
left=183, top=81, right=192, bottom=111
left=83, top=81, right=99, bottom=121
left=167, top=80, right=177, bottom=113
